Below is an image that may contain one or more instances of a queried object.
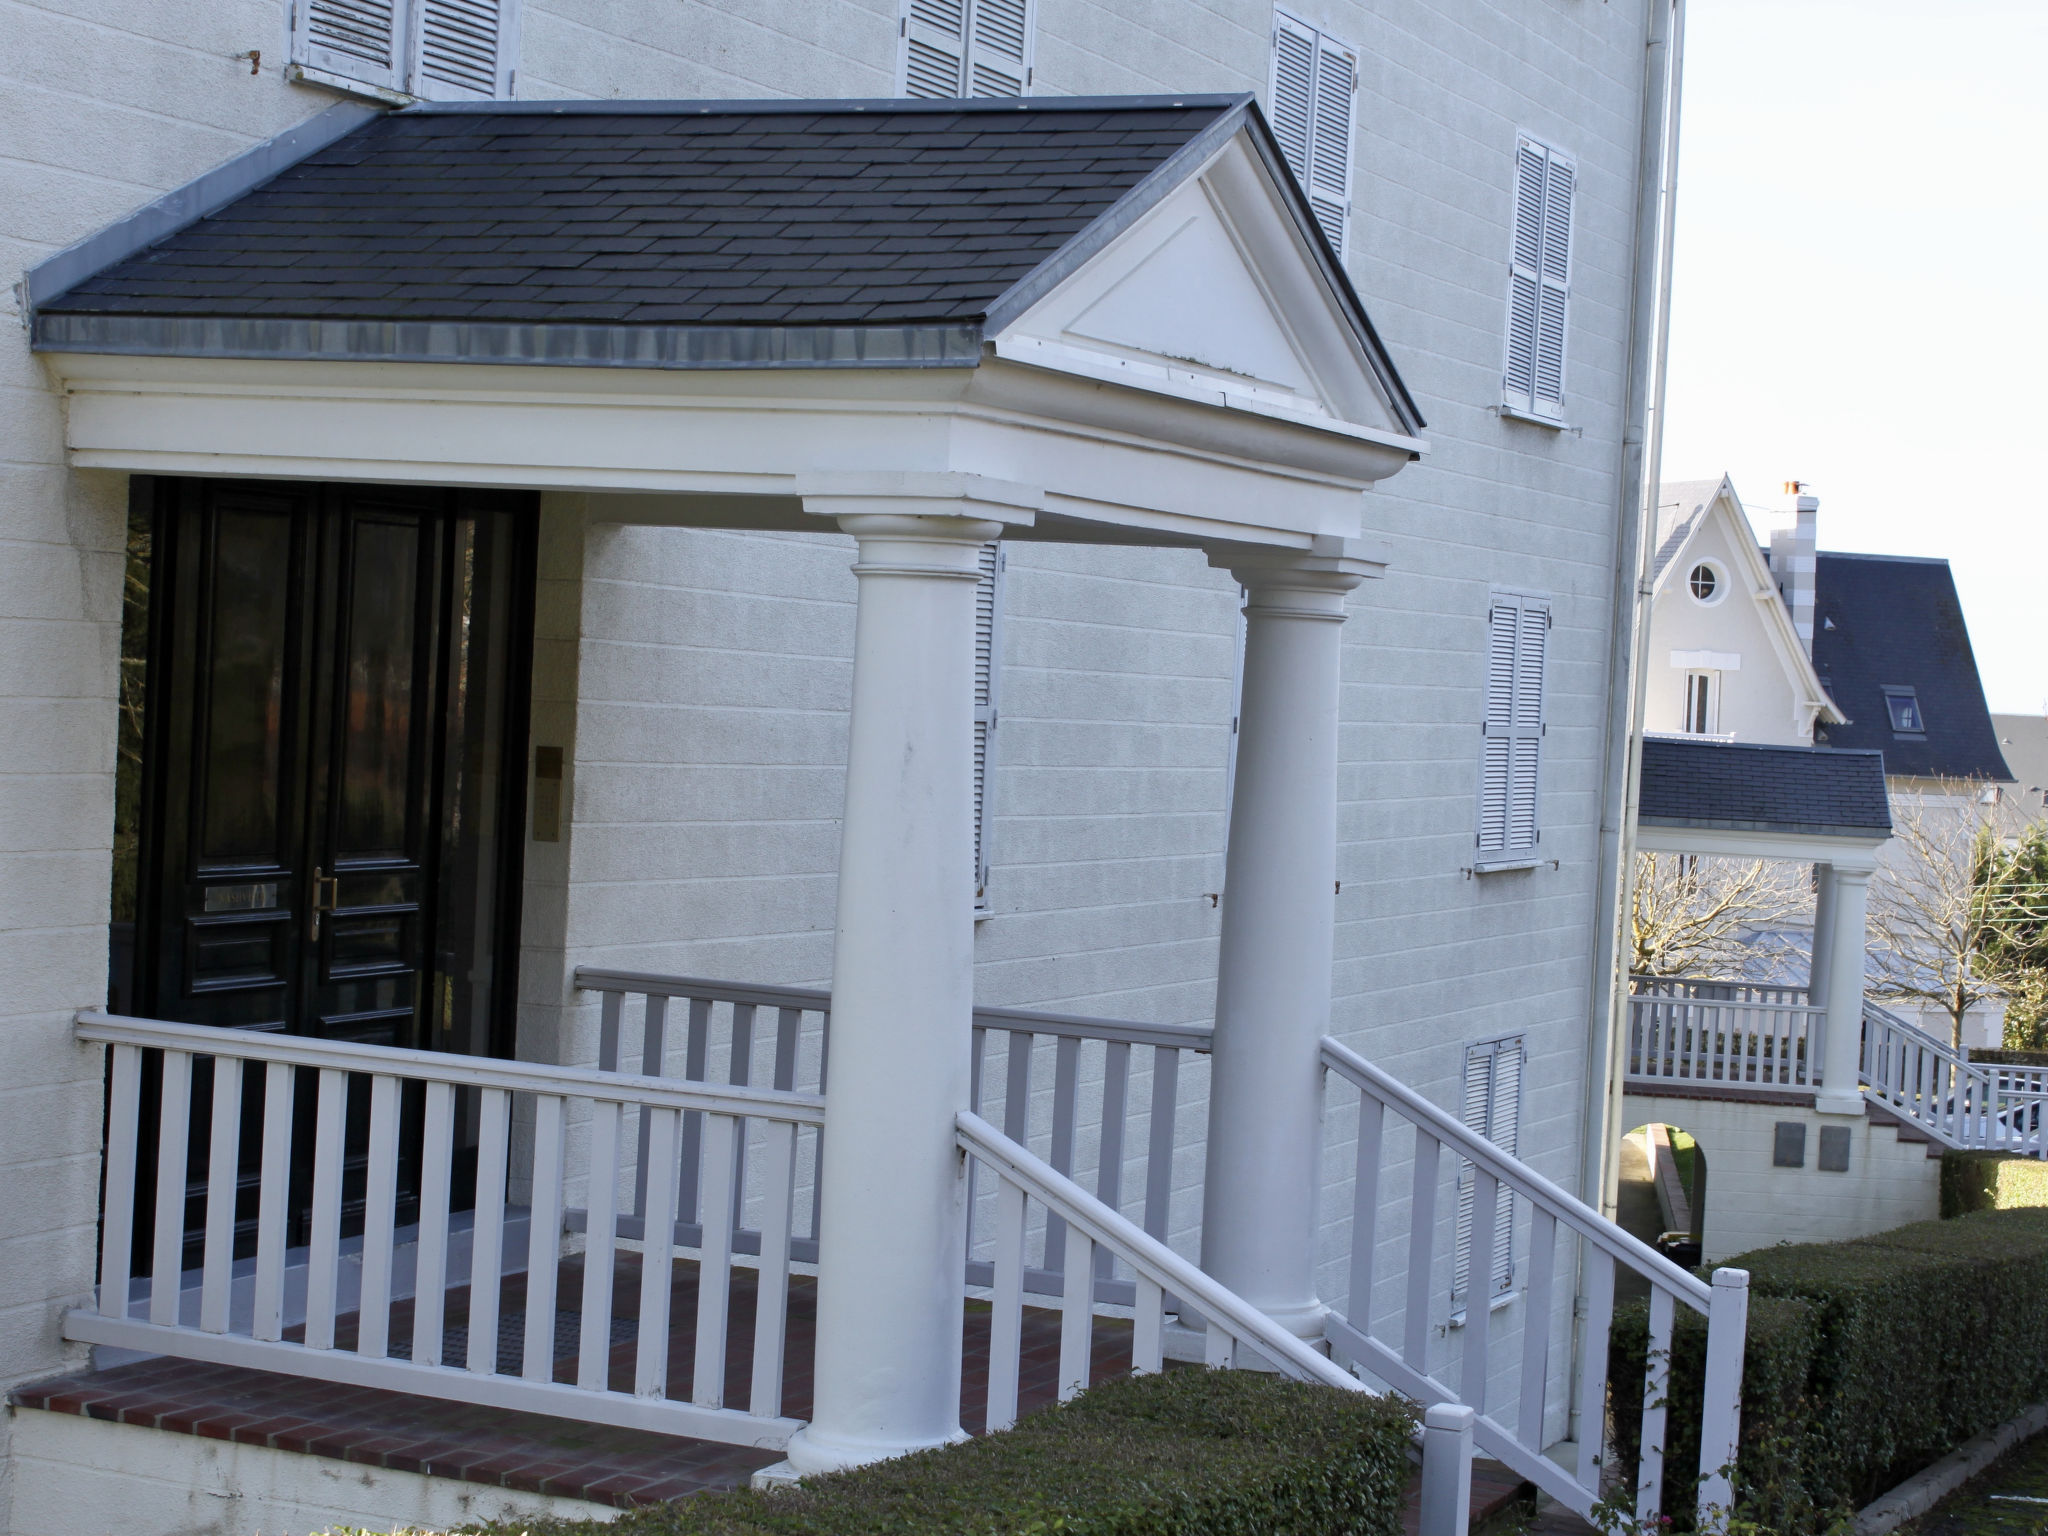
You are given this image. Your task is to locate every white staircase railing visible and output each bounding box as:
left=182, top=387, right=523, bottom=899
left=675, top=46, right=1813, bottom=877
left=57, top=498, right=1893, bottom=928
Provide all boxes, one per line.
left=1627, top=976, right=1824, bottom=1088
left=71, top=1010, right=823, bottom=1449
left=1861, top=1001, right=2048, bottom=1155
left=1321, top=1037, right=1751, bottom=1530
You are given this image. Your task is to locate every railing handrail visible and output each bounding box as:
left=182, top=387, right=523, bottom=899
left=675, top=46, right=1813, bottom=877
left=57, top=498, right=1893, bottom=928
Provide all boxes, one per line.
left=76, top=1010, right=827, bottom=1125
left=573, top=967, right=1215, bottom=1053
left=954, top=1110, right=1359, bottom=1393
left=1863, top=999, right=1963, bottom=1059
left=1629, top=994, right=1826, bottom=1016
left=1630, top=974, right=1810, bottom=996
left=1320, top=1036, right=1711, bottom=1310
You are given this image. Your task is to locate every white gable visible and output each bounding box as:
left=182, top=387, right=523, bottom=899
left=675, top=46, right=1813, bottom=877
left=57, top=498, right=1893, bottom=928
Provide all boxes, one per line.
left=987, top=133, right=1414, bottom=445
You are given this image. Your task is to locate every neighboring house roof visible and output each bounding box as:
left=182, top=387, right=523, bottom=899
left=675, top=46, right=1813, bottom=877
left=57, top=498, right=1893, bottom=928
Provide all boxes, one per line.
left=27, top=95, right=1422, bottom=430
left=1993, top=714, right=2048, bottom=814
left=1649, top=474, right=1844, bottom=729
left=1637, top=736, right=1893, bottom=837
left=1811, top=553, right=2012, bottom=781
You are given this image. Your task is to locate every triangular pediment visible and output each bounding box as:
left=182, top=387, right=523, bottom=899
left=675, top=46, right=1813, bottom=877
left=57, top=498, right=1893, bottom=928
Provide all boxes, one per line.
left=986, top=133, right=1419, bottom=443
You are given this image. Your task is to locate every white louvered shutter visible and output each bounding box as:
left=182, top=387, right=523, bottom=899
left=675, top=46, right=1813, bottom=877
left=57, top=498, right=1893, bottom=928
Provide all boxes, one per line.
left=973, top=543, right=1006, bottom=906
left=294, top=0, right=407, bottom=93
left=1454, top=1036, right=1525, bottom=1303
left=1269, top=11, right=1355, bottom=256
left=967, top=0, right=1032, bottom=97
left=409, top=0, right=516, bottom=99
left=902, top=0, right=968, bottom=97
left=1477, top=591, right=1549, bottom=862
left=1504, top=137, right=1574, bottom=417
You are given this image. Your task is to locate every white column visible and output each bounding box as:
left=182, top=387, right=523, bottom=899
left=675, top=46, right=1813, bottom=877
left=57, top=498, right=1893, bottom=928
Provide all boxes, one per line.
left=1807, top=863, right=1835, bottom=1007
left=784, top=476, right=1037, bottom=1475
left=1200, top=541, right=1384, bottom=1338
left=1815, top=866, right=1871, bottom=1117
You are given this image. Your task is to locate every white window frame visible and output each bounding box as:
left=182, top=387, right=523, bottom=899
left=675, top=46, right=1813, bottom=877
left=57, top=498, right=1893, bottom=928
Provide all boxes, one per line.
left=897, top=0, right=1036, bottom=99
left=289, top=0, right=521, bottom=103
left=974, top=542, right=1007, bottom=913
left=1453, top=1034, right=1525, bottom=1312
left=1474, top=588, right=1550, bottom=871
left=1502, top=134, right=1576, bottom=423
left=1682, top=670, right=1720, bottom=735
left=1268, top=9, right=1358, bottom=258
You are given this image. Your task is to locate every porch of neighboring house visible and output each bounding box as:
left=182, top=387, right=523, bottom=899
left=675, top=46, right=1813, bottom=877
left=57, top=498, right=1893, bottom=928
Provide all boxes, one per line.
left=15, top=97, right=1738, bottom=1536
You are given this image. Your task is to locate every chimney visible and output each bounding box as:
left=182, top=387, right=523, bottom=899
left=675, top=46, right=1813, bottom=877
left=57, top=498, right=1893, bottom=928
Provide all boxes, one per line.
left=1769, top=480, right=1818, bottom=655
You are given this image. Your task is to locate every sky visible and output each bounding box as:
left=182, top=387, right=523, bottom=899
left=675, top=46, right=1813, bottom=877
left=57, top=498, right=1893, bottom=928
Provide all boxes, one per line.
left=1657, top=0, right=2048, bottom=715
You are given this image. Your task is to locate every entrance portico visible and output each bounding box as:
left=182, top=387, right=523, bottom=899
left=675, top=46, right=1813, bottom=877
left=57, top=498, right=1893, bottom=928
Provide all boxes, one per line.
left=31, top=95, right=1426, bottom=1469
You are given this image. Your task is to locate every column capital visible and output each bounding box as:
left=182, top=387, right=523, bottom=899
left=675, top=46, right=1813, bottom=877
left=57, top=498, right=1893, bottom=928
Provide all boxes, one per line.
left=1206, top=535, right=1390, bottom=619
left=797, top=471, right=1042, bottom=530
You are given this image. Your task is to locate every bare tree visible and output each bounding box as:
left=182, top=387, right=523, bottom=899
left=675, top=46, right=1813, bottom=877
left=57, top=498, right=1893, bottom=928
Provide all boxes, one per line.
left=1630, top=852, right=1812, bottom=978
left=1866, top=779, right=2005, bottom=1048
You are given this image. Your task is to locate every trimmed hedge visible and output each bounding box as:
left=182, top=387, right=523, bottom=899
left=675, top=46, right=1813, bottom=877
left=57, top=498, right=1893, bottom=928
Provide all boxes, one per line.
left=1609, top=1208, right=2048, bottom=1531
left=1941, top=1148, right=2048, bottom=1217
left=485, top=1369, right=1417, bottom=1536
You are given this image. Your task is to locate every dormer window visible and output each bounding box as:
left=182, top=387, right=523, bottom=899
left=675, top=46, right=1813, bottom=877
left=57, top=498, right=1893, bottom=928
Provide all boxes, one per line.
left=1687, top=562, right=1723, bottom=604
left=1882, top=685, right=1925, bottom=736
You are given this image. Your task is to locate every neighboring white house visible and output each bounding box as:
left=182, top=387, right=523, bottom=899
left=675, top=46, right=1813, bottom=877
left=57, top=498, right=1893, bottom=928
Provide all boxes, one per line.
left=0, top=3, right=1733, bottom=1533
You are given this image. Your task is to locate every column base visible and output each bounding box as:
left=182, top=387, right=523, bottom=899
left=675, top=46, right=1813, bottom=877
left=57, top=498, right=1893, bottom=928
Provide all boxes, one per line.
left=782, top=1422, right=969, bottom=1477
left=1814, top=1089, right=1867, bottom=1117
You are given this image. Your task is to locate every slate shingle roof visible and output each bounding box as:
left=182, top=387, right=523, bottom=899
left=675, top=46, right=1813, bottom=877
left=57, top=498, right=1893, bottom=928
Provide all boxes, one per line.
left=1811, top=553, right=2012, bottom=781
left=46, top=100, right=1235, bottom=331
left=1638, top=736, right=1892, bottom=837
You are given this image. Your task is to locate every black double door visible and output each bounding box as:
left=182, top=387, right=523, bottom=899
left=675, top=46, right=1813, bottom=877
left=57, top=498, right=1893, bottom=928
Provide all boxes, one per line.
left=121, top=477, right=536, bottom=1265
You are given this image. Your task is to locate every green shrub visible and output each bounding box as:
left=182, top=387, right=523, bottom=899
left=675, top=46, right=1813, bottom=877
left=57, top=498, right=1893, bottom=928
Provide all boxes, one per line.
left=1608, top=1209, right=2048, bottom=1531
left=1941, top=1149, right=2048, bottom=1216
left=483, top=1369, right=1418, bottom=1536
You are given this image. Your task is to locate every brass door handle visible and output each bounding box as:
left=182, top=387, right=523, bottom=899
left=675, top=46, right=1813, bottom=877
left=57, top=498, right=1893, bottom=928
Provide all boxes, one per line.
left=308, top=866, right=339, bottom=942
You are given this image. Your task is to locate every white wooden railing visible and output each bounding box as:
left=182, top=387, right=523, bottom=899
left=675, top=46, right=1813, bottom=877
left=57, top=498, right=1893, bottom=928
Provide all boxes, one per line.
left=1627, top=976, right=1824, bottom=1088
left=1861, top=1001, right=2048, bottom=1156
left=574, top=969, right=1211, bottom=1304
left=70, top=1010, right=823, bottom=1449
left=1320, top=1037, right=1751, bottom=1531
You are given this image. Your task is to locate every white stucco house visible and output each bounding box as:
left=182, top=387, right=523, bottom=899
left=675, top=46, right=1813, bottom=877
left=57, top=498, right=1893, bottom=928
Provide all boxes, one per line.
left=0, top=3, right=1765, bottom=1533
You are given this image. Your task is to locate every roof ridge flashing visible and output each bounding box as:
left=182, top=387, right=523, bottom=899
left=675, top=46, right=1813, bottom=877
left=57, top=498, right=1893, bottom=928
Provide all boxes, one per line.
left=399, top=93, right=1254, bottom=117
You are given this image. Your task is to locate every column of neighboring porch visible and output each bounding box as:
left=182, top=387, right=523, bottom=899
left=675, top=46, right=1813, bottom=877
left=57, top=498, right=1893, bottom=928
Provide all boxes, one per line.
left=1199, top=540, right=1385, bottom=1339
left=1816, top=863, right=1873, bottom=1116
left=784, top=475, right=1039, bottom=1476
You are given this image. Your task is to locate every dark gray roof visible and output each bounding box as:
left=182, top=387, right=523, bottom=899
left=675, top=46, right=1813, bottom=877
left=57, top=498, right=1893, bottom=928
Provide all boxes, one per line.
left=28, top=96, right=1421, bottom=426
left=1638, top=736, right=1892, bottom=838
left=1810, top=552, right=2011, bottom=781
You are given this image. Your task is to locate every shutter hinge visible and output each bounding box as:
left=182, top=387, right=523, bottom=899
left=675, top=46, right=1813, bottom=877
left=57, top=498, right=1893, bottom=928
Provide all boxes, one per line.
left=900, top=16, right=906, bottom=34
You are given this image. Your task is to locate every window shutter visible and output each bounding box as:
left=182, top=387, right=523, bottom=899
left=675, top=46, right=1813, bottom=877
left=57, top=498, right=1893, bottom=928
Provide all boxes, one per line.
left=903, top=0, right=968, bottom=97
left=1454, top=1036, right=1525, bottom=1302
left=293, top=0, right=407, bottom=93
left=1477, top=591, right=1549, bottom=861
left=410, top=0, right=516, bottom=100
left=1270, top=11, right=1354, bottom=257
left=966, top=0, right=1032, bottom=97
left=973, top=543, right=1005, bottom=904
left=1452, top=1044, right=1493, bottom=1300
left=1504, top=137, right=1574, bottom=417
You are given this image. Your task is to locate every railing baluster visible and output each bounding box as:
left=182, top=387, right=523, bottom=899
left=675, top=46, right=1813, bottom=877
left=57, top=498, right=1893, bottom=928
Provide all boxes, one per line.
left=597, top=988, right=623, bottom=1073
left=1204, top=1311, right=1236, bottom=1368
left=1059, top=1228, right=1095, bottom=1402
left=252, top=1061, right=293, bottom=1341
left=99, top=1043, right=142, bottom=1320
left=1132, top=1275, right=1165, bottom=1375
left=467, top=1085, right=511, bottom=1374
left=1096, top=1040, right=1130, bottom=1285
left=1636, top=1284, right=1675, bottom=1526
left=1461, top=1166, right=1497, bottom=1414
left=1575, top=1247, right=1614, bottom=1495
left=987, top=1176, right=1026, bottom=1433
left=149, top=1049, right=192, bottom=1328
left=357, top=1072, right=400, bottom=1359
left=524, top=1093, right=567, bottom=1381
left=727, top=1004, right=755, bottom=1233
left=1044, top=1034, right=1081, bottom=1277
left=413, top=1079, right=455, bottom=1367
left=636, top=1104, right=680, bottom=1399
left=1349, top=1092, right=1384, bottom=1329
left=631, top=993, right=669, bottom=1224
left=578, top=1097, right=622, bottom=1392
left=1144, top=1044, right=1178, bottom=1243
left=1519, top=1206, right=1557, bottom=1447
left=1002, top=1028, right=1032, bottom=1143
left=750, top=1118, right=797, bottom=1419
left=678, top=996, right=710, bottom=1225
left=199, top=1054, right=242, bottom=1334
left=304, top=1067, right=346, bottom=1350
left=773, top=1006, right=800, bottom=1092
left=1405, top=1128, right=1441, bottom=1370
left=694, top=1112, right=738, bottom=1408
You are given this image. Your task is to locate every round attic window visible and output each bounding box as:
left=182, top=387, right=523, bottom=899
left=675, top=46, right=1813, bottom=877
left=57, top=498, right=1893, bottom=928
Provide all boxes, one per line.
left=1688, top=562, right=1723, bottom=604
